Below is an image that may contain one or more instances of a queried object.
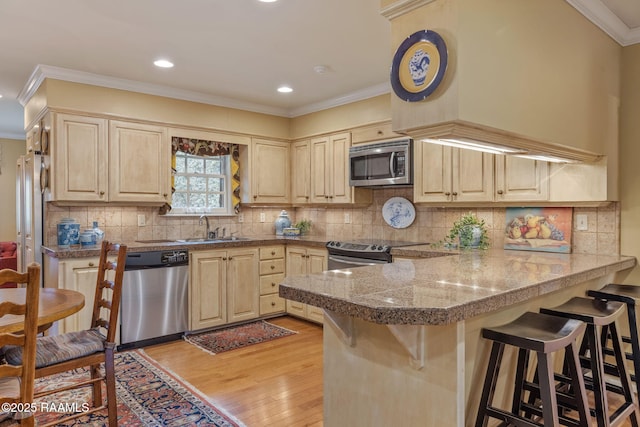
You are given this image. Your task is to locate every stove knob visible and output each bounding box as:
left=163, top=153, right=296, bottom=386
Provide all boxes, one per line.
left=379, top=246, right=386, bottom=251
left=370, top=245, right=377, bottom=250
left=336, top=242, right=341, bottom=247
left=328, top=241, right=334, bottom=246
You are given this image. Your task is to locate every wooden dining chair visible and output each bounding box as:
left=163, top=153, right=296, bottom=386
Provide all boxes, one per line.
left=5, top=241, right=127, bottom=427
left=0, top=263, right=41, bottom=427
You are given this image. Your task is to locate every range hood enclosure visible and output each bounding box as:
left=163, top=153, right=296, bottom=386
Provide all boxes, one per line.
left=385, top=0, right=619, bottom=164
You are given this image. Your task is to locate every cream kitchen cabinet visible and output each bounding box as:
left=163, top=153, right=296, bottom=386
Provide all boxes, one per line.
left=414, top=142, right=494, bottom=203
left=258, top=245, right=286, bottom=316
left=495, top=155, right=549, bottom=201
left=108, top=120, right=170, bottom=204
left=47, top=114, right=170, bottom=204
left=49, top=113, right=109, bottom=202
left=350, top=121, right=404, bottom=145
left=310, top=132, right=351, bottom=204
left=285, top=246, right=327, bottom=323
left=291, top=139, right=311, bottom=204
left=56, top=257, right=100, bottom=334
left=190, top=248, right=259, bottom=331
left=248, top=138, right=290, bottom=204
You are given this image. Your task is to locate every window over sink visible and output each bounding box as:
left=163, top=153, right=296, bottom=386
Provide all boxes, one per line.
left=170, top=152, right=232, bottom=215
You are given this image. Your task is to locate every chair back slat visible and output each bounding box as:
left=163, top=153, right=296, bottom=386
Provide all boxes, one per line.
left=90, top=241, right=127, bottom=343
left=0, top=262, right=40, bottom=415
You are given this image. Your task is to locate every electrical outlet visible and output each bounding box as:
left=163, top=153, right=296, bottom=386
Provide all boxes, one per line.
left=344, top=213, right=351, bottom=224
left=260, top=212, right=266, bottom=223
left=576, top=214, right=588, bottom=231
left=137, top=214, right=146, bottom=226
left=238, top=213, right=244, bottom=223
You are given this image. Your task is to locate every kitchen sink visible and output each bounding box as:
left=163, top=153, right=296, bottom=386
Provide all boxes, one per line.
left=175, top=236, right=252, bottom=243
left=214, top=236, right=251, bottom=241
left=135, top=239, right=176, bottom=244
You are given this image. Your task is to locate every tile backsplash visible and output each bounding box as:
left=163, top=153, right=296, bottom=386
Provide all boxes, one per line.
left=45, top=188, right=620, bottom=255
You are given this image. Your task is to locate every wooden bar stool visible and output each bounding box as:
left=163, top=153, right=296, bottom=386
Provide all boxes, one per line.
left=541, top=297, right=640, bottom=427
left=588, top=284, right=640, bottom=396
left=475, top=311, right=591, bottom=427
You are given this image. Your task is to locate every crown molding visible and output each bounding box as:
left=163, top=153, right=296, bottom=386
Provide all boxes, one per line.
left=380, top=0, right=436, bottom=21
left=566, top=0, right=640, bottom=46
left=18, top=64, right=391, bottom=119
left=288, top=82, right=391, bottom=117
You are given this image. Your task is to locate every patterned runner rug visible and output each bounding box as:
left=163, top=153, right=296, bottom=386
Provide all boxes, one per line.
left=184, top=320, right=296, bottom=354
left=1, top=349, right=243, bottom=426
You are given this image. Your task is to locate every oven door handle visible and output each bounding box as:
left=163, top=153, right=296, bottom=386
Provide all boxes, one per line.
left=328, top=254, right=385, bottom=267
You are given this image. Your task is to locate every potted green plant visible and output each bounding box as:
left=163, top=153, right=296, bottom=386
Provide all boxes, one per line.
left=294, top=219, right=312, bottom=235
left=444, top=212, right=490, bottom=250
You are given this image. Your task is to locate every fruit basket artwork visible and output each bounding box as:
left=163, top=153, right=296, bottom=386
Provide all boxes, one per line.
left=504, top=207, right=573, bottom=253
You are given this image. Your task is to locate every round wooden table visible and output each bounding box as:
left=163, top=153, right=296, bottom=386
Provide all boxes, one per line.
left=0, top=288, right=85, bottom=334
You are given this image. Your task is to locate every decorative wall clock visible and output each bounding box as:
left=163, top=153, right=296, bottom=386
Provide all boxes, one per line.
left=390, top=29, right=448, bottom=102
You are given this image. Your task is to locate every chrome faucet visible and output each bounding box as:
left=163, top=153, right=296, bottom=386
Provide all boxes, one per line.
left=199, top=215, right=210, bottom=239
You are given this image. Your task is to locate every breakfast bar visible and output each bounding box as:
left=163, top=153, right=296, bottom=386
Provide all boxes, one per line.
left=279, top=248, right=637, bottom=427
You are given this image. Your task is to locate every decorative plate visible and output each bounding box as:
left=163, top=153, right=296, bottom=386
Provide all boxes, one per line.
left=390, top=29, right=448, bottom=102
left=382, top=197, right=416, bottom=229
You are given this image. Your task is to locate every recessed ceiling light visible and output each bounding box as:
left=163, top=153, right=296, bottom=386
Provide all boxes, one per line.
left=0, top=94, right=3, bottom=98
left=277, top=86, right=293, bottom=93
left=154, top=59, right=174, bottom=68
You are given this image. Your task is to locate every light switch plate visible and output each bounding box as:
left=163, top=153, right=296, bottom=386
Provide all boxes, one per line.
left=137, top=214, right=146, bottom=226
left=344, top=213, right=351, bottom=224
left=576, top=214, right=588, bottom=231
left=238, top=213, right=244, bottom=223
left=260, top=212, right=266, bottom=223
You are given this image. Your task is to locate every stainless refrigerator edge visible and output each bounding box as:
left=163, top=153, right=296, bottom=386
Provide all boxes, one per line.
left=16, top=151, right=44, bottom=284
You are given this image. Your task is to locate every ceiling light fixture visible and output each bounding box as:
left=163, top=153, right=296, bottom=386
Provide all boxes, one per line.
left=153, top=59, right=174, bottom=68
left=0, top=94, right=3, bottom=98
left=277, top=86, right=293, bottom=93
left=313, top=65, right=329, bottom=74
left=422, top=138, right=527, bottom=155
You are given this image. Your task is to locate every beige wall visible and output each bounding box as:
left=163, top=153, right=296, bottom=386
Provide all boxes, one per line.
left=0, top=138, right=25, bottom=241
left=620, top=44, right=640, bottom=283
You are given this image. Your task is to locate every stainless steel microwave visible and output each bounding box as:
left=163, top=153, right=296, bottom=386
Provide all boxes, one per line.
left=349, top=139, right=413, bottom=187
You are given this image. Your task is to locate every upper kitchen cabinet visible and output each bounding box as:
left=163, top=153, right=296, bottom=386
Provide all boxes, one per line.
left=109, top=120, right=170, bottom=204
left=309, top=132, right=372, bottom=205
left=291, top=139, right=311, bottom=204
left=47, top=113, right=170, bottom=205
left=350, top=121, right=404, bottom=145
left=414, top=142, right=493, bottom=203
left=495, top=156, right=549, bottom=202
left=49, top=113, right=109, bottom=203
left=248, top=138, right=290, bottom=204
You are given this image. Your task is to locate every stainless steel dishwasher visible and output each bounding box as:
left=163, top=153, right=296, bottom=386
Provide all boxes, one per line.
left=120, top=249, right=189, bottom=350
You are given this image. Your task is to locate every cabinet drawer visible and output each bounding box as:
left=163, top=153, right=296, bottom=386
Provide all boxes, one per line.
left=307, top=306, right=325, bottom=324
left=260, top=246, right=285, bottom=260
left=351, top=122, right=403, bottom=145
left=259, top=273, right=285, bottom=295
left=260, top=294, right=286, bottom=315
left=260, top=258, right=285, bottom=275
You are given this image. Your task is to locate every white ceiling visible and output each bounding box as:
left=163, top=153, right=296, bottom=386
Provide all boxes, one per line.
left=0, top=0, right=638, bottom=140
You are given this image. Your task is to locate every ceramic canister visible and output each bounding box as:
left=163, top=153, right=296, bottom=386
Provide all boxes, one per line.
left=80, top=229, right=97, bottom=247
left=57, top=218, right=80, bottom=248
left=274, top=210, right=292, bottom=236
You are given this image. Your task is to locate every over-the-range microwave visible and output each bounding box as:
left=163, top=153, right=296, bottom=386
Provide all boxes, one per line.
left=349, top=138, right=413, bottom=187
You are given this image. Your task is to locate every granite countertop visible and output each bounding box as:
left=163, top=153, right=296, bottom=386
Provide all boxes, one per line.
left=278, top=248, right=637, bottom=326
left=42, top=235, right=328, bottom=258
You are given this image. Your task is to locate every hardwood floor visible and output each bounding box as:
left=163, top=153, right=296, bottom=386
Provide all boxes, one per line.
left=143, top=316, right=324, bottom=427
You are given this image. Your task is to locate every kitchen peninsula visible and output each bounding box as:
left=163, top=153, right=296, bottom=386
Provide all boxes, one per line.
left=279, top=248, right=636, bottom=427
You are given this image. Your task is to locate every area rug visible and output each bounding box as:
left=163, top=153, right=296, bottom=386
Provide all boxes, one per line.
left=184, top=320, right=296, bottom=355
left=2, top=349, right=243, bottom=427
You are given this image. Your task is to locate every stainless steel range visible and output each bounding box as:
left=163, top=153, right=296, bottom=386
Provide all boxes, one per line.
left=326, top=239, right=427, bottom=269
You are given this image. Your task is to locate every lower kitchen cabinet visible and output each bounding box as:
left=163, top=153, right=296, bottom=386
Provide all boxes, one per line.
left=259, top=245, right=286, bottom=315
left=285, top=246, right=327, bottom=324
left=190, top=248, right=259, bottom=331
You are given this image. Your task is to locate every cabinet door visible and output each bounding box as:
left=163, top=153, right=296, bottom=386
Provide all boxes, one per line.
left=59, top=258, right=100, bottom=334
left=495, top=156, right=549, bottom=201
left=306, top=248, right=327, bottom=324
left=414, top=142, right=452, bottom=203
left=227, top=248, right=259, bottom=323
left=52, top=114, right=108, bottom=202
left=285, top=247, right=309, bottom=317
left=251, top=138, right=290, bottom=203
left=452, top=149, right=494, bottom=202
left=190, top=251, right=226, bottom=330
left=330, top=132, right=351, bottom=203
left=310, top=136, right=330, bottom=203
left=109, top=120, right=169, bottom=203
left=291, top=140, right=311, bottom=204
